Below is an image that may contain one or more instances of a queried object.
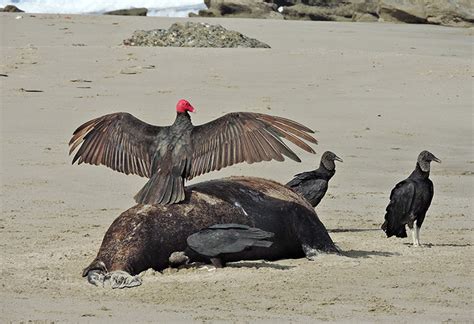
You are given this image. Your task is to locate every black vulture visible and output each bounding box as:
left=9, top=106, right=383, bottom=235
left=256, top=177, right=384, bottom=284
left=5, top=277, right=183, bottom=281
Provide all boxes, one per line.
left=286, top=151, right=343, bottom=207
left=169, top=224, right=274, bottom=268
left=381, top=150, right=441, bottom=246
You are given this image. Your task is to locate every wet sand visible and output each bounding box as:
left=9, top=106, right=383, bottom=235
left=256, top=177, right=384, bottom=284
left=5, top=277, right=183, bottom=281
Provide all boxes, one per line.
left=0, top=13, right=472, bottom=322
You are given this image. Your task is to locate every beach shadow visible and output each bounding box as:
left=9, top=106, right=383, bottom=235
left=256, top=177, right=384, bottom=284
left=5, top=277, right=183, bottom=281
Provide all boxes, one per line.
left=227, top=261, right=294, bottom=270
left=328, top=228, right=380, bottom=233
left=402, top=243, right=471, bottom=248
left=343, top=249, right=400, bottom=258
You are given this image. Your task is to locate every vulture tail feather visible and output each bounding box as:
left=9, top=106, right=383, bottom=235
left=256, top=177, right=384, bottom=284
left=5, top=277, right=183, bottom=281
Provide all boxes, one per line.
left=134, top=172, right=184, bottom=205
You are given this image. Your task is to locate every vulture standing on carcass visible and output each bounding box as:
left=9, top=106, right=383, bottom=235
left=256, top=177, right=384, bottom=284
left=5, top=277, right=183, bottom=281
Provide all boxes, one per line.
left=381, top=150, right=441, bottom=246
left=286, top=151, right=342, bottom=207
left=69, top=99, right=318, bottom=205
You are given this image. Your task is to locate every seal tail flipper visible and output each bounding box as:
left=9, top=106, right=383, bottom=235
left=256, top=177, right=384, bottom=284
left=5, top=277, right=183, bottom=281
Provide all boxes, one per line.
left=134, top=171, right=184, bottom=205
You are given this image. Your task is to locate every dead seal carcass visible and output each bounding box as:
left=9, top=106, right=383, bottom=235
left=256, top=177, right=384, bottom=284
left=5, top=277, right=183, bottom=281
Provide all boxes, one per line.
left=83, top=177, right=339, bottom=288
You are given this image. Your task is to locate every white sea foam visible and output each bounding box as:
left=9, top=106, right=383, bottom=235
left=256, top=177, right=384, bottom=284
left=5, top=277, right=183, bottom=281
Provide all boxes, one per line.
left=0, top=0, right=206, bottom=17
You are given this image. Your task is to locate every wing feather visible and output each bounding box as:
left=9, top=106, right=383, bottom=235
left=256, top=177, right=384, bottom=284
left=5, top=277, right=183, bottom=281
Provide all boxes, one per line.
left=382, top=180, right=416, bottom=237
left=189, top=112, right=316, bottom=179
left=69, top=112, right=164, bottom=178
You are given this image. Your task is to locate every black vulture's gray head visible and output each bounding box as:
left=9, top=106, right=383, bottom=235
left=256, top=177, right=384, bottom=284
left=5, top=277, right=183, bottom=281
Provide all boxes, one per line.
left=321, top=151, right=343, bottom=170
left=417, top=150, right=441, bottom=172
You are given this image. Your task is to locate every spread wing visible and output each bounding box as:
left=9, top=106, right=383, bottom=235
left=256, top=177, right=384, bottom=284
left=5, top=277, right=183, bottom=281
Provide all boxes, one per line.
left=69, top=112, right=165, bottom=178
left=189, top=112, right=317, bottom=179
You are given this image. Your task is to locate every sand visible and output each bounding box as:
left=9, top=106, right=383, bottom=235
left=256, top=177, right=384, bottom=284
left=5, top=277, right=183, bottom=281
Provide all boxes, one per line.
left=0, top=13, right=472, bottom=322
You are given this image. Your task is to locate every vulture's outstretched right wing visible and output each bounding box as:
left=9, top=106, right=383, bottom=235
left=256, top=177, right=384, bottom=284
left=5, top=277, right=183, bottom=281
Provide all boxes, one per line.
left=69, top=112, right=166, bottom=178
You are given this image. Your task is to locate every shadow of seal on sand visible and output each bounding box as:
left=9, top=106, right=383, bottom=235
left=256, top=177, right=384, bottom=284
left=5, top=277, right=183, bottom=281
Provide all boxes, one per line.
left=83, top=177, right=340, bottom=288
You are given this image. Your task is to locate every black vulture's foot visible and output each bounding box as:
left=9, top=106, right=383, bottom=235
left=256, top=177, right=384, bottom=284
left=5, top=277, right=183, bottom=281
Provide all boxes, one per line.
left=302, top=244, right=319, bottom=261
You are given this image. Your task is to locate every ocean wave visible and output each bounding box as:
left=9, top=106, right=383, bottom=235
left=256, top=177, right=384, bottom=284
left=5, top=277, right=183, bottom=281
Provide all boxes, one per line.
left=0, top=0, right=206, bottom=17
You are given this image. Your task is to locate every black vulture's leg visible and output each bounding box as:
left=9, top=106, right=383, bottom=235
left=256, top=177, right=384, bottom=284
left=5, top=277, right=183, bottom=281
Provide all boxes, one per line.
left=414, top=225, right=421, bottom=247
left=210, top=257, right=224, bottom=268
left=407, top=218, right=419, bottom=247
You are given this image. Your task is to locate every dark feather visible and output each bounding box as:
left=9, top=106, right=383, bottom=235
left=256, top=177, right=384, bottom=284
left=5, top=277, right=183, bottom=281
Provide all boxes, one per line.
left=383, top=180, right=416, bottom=237
left=70, top=110, right=317, bottom=205
left=382, top=153, right=437, bottom=240
left=286, top=152, right=341, bottom=207
left=69, top=113, right=163, bottom=178
left=187, top=224, right=275, bottom=257
left=189, top=112, right=317, bottom=179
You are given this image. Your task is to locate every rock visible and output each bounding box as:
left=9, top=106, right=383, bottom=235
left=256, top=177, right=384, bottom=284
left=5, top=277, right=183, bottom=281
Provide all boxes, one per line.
left=201, top=0, right=473, bottom=27
left=279, top=3, right=355, bottom=21
left=378, top=0, right=427, bottom=23
left=1, top=5, right=24, bottom=12
left=196, top=9, right=218, bottom=17
left=123, top=22, right=270, bottom=48
left=378, top=0, right=474, bottom=27
left=198, top=0, right=283, bottom=19
left=104, top=8, right=148, bottom=16
left=352, top=12, right=379, bottom=22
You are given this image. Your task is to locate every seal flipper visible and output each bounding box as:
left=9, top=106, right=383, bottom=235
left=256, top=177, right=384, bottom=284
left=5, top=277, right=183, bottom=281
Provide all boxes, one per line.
left=293, top=212, right=340, bottom=257
left=82, top=260, right=141, bottom=288
left=104, top=270, right=142, bottom=289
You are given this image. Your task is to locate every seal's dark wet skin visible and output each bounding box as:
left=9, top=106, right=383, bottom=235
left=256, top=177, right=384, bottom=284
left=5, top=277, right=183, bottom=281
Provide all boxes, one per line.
left=83, top=177, right=339, bottom=287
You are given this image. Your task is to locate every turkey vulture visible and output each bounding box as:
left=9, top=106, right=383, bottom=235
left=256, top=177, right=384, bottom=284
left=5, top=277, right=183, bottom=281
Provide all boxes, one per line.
left=286, top=151, right=342, bottom=207
left=69, top=99, right=318, bottom=205
left=381, top=150, right=441, bottom=246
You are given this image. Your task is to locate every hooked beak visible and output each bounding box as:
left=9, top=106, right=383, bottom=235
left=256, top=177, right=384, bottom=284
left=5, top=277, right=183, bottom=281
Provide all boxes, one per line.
left=334, top=155, right=343, bottom=163
left=188, top=105, right=196, bottom=113
left=432, top=156, right=441, bottom=163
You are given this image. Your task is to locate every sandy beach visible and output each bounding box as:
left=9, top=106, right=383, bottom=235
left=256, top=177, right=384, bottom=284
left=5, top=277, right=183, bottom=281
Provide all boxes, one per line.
left=1, top=13, right=472, bottom=322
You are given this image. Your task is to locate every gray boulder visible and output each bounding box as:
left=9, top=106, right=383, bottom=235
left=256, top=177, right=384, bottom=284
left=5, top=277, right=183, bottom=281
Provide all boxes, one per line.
left=378, top=0, right=474, bottom=27
left=198, top=0, right=284, bottom=19
left=104, top=8, right=148, bottom=16
left=1, top=5, right=24, bottom=12
left=198, top=0, right=473, bottom=27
